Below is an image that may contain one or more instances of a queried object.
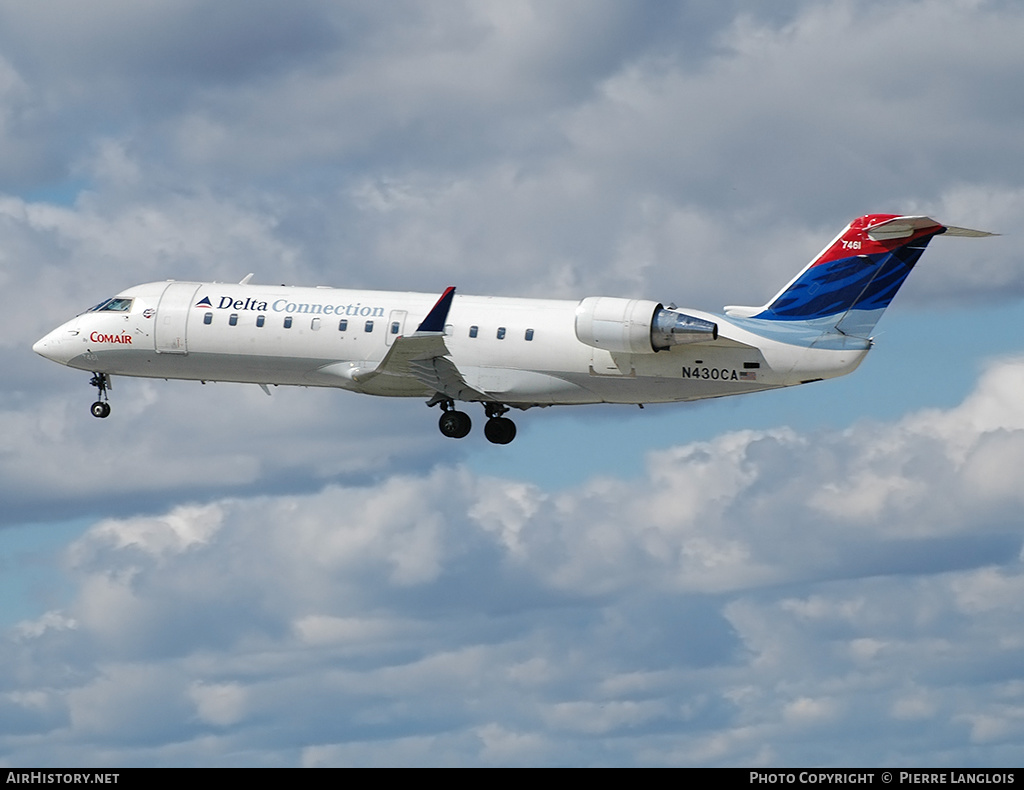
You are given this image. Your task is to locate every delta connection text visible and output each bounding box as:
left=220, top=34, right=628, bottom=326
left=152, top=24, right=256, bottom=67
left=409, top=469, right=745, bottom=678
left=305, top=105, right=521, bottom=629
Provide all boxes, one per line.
left=207, top=296, right=386, bottom=318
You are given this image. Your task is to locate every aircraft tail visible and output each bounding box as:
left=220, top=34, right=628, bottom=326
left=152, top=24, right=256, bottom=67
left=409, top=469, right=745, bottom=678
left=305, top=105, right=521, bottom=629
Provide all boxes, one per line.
left=724, top=214, right=994, bottom=343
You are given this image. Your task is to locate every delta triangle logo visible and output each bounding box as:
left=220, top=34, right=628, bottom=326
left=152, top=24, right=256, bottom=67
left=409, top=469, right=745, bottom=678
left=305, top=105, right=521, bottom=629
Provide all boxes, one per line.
left=195, top=296, right=213, bottom=308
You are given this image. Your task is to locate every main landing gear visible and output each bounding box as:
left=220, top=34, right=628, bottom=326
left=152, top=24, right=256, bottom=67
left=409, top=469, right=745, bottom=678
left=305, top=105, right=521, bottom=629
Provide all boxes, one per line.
left=434, top=400, right=517, bottom=444
left=438, top=405, right=472, bottom=439
left=482, top=402, right=516, bottom=445
left=89, top=373, right=111, bottom=418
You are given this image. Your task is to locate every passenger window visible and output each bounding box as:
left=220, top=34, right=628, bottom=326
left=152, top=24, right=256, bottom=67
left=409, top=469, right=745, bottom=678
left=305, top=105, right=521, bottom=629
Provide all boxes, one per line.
left=229, top=313, right=238, bottom=326
left=311, top=318, right=321, bottom=331
left=525, top=328, right=534, bottom=341
left=469, top=325, right=479, bottom=338
left=256, top=314, right=265, bottom=328
left=496, top=327, right=506, bottom=340
left=284, top=316, right=293, bottom=329
left=203, top=313, right=213, bottom=325
left=390, top=321, right=400, bottom=335
left=365, top=320, right=374, bottom=333
left=338, top=319, right=348, bottom=332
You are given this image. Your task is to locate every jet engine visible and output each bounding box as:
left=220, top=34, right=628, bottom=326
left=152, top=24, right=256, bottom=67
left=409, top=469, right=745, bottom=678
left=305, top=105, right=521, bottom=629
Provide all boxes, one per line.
left=574, top=296, right=718, bottom=354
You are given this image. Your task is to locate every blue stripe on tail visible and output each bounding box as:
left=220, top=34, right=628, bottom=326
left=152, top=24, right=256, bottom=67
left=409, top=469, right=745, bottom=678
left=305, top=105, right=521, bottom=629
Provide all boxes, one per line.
left=756, top=234, right=936, bottom=323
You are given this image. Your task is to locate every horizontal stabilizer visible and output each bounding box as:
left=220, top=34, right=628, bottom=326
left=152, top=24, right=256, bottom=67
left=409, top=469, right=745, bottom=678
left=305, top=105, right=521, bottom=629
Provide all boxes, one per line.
left=864, top=215, right=941, bottom=241
left=864, top=215, right=996, bottom=241
left=942, top=224, right=998, bottom=238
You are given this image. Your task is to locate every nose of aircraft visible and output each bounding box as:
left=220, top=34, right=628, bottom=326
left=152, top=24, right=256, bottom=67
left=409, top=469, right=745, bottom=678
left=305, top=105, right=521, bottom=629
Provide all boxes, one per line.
left=33, top=323, right=79, bottom=365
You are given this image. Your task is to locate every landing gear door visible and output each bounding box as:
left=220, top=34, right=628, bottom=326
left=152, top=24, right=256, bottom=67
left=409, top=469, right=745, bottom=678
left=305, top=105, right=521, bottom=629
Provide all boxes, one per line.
left=386, top=310, right=407, bottom=346
left=155, top=282, right=201, bottom=354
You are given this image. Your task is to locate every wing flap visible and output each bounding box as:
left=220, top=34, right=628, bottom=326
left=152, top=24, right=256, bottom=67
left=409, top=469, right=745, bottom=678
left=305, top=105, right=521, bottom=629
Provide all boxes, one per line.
left=331, top=286, right=488, bottom=400
left=408, top=356, right=489, bottom=401
left=362, top=332, right=487, bottom=400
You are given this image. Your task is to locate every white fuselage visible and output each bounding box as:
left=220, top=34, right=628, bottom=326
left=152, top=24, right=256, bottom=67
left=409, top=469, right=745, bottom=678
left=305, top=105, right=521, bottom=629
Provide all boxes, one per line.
left=33, top=280, right=870, bottom=408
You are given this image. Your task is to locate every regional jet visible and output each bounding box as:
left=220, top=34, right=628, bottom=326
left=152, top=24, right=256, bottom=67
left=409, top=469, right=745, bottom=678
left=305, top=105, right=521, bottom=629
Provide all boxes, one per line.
left=33, top=214, right=992, bottom=444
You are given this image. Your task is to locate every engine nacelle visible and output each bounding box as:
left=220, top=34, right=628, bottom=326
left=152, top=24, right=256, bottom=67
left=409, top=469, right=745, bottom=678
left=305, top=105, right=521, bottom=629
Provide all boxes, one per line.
left=574, top=297, right=718, bottom=354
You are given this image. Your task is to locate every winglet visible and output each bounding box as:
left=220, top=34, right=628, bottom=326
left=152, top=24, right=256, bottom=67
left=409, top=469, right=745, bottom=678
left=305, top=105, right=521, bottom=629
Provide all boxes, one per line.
left=416, top=287, right=456, bottom=333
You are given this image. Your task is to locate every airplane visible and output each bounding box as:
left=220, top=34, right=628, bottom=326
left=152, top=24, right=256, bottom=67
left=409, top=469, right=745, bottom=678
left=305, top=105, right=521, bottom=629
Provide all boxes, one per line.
left=33, top=214, right=992, bottom=444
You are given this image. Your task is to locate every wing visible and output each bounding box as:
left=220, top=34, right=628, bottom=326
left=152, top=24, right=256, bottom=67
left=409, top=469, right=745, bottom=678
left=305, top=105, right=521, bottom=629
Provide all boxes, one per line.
left=344, top=287, right=489, bottom=401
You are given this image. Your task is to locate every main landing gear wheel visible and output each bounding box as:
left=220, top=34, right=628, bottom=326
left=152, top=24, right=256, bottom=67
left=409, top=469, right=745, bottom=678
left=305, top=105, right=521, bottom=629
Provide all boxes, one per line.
left=484, top=416, right=516, bottom=445
left=88, top=372, right=112, bottom=419
left=430, top=398, right=517, bottom=443
left=438, top=409, right=472, bottom=439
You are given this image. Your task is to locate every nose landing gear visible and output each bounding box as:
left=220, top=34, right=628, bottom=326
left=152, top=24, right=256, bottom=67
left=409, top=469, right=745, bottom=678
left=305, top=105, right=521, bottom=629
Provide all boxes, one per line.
left=89, top=373, right=111, bottom=418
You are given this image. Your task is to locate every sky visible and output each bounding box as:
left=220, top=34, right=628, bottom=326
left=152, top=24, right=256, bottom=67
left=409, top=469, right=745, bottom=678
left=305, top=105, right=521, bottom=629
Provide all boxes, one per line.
left=2, top=0, right=1024, bottom=767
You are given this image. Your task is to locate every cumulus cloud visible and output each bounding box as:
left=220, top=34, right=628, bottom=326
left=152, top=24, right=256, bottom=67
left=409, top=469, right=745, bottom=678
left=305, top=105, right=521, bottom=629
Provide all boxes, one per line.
left=4, top=0, right=1021, bottom=309
left=3, top=358, right=1024, bottom=765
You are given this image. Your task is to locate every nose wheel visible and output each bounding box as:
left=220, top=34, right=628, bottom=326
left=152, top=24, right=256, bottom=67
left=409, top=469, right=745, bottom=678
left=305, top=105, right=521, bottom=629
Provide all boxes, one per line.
left=89, top=373, right=112, bottom=418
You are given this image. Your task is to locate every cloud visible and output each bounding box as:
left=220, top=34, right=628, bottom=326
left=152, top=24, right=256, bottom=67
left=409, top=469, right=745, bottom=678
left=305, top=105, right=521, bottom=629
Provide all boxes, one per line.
left=3, top=357, right=1024, bottom=765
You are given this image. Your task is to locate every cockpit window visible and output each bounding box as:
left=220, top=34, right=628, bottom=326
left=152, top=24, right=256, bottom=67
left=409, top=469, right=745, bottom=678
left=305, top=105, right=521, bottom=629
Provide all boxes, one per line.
left=90, top=297, right=134, bottom=313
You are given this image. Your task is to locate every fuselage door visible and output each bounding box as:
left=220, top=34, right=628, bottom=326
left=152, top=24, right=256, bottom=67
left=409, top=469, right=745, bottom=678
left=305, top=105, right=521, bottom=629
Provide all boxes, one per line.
left=155, top=282, right=201, bottom=354
left=386, top=310, right=407, bottom=346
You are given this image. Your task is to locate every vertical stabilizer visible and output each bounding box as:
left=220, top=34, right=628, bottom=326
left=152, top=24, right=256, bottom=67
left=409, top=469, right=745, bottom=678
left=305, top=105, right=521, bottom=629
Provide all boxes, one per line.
left=723, top=214, right=991, bottom=343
